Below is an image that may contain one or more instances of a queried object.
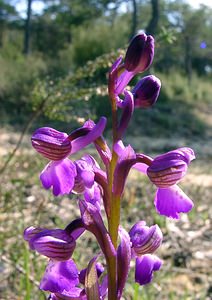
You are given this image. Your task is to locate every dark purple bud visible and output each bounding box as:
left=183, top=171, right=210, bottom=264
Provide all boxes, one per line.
left=129, top=221, right=163, bottom=256
left=132, top=75, right=161, bottom=108
left=135, top=254, right=162, bottom=285
left=31, top=127, right=72, bottom=161
left=24, top=227, right=76, bottom=261
left=147, top=147, right=195, bottom=188
left=125, top=33, right=154, bottom=73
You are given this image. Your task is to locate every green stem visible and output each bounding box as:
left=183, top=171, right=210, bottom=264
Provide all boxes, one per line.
left=106, top=85, right=122, bottom=299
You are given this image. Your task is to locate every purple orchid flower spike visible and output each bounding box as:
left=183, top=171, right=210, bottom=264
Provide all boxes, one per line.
left=24, top=30, right=196, bottom=300
left=132, top=75, right=161, bottom=108
left=31, top=117, right=107, bottom=196
left=135, top=254, right=162, bottom=285
left=129, top=221, right=163, bottom=257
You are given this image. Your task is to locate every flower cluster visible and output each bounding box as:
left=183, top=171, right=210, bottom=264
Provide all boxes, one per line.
left=24, top=32, right=195, bottom=299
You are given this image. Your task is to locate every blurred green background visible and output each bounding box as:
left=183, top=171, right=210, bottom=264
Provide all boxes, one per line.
left=0, top=0, right=211, bottom=299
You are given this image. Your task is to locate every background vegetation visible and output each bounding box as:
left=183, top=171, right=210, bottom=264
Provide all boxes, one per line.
left=0, top=0, right=211, bottom=299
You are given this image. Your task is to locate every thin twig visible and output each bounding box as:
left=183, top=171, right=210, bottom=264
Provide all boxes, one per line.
left=0, top=95, right=49, bottom=174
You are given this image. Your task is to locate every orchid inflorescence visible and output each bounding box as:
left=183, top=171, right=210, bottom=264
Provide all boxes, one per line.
left=24, top=33, right=195, bottom=300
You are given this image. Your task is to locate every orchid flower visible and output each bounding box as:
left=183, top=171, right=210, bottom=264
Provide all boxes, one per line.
left=24, top=32, right=195, bottom=300
left=31, top=118, right=106, bottom=196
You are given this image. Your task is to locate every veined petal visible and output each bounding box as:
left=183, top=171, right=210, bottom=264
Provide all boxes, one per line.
left=70, top=117, right=107, bottom=154
left=129, top=222, right=162, bottom=256
left=40, top=260, right=79, bottom=293
left=31, top=127, right=71, bottom=161
left=40, top=159, right=77, bottom=196
left=26, top=228, right=76, bottom=261
left=155, top=185, right=194, bottom=219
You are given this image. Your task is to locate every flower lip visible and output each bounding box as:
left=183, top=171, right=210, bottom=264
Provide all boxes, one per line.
left=135, top=254, right=162, bottom=286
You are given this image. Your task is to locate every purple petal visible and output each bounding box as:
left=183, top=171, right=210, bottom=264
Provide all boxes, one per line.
left=79, top=201, right=116, bottom=259
left=40, top=259, right=79, bottom=293
left=155, top=185, right=194, bottom=219
left=31, top=127, right=71, bottom=161
left=70, top=117, right=107, bottom=154
left=115, top=69, right=134, bottom=95
left=117, top=90, right=134, bottom=139
left=113, top=145, right=136, bottom=196
left=135, top=254, right=162, bottom=285
left=28, top=229, right=76, bottom=261
left=54, top=288, right=87, bottom=300
left=109, top=56, right=123, bottom=74
left=129, top=222, right=162, bottom=256
left=124, top=33, right=154, bottom=73
left=132, top=75, right=161, bottom=108
left=147, top=147, right=195, bottom=188
left=117, top=226, right=132, bottom=299
left=99, top=276, right=108, bottom=300
left=133, top=163, right=148, bottom=174
left=64, top=219, right=85, bottom=240
left=40, top=159, right=77, bottom=196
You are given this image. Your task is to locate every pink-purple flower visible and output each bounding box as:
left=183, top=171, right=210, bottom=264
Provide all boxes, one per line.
left=24, top=32, right=196, bottom=299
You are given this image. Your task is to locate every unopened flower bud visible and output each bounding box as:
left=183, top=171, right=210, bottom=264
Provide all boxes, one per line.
left=129, top=221, right=162, bottom=256
left=147, top=148, right=195, bottom=188
left=125, top=33, right=154, bottom=73
left=132, top=75, right=161, bottom=108
left=24, top=227, right=76, bottom=261
left=31, top=127, right=72, bottom=161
